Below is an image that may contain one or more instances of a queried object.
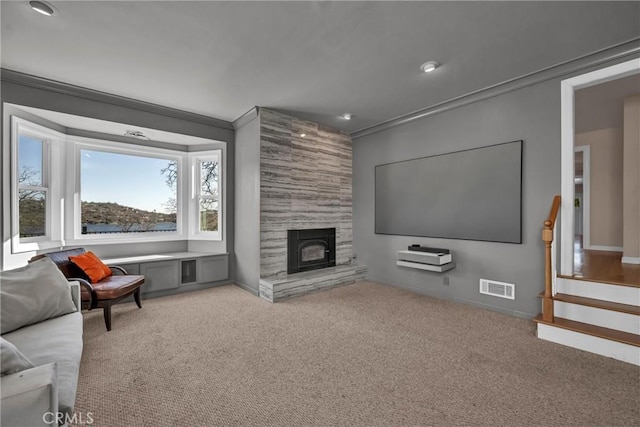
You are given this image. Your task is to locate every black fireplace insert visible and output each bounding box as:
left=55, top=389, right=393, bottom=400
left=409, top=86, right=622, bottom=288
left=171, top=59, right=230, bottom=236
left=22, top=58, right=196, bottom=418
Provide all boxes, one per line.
left=287, top=228, right=336, bottom=274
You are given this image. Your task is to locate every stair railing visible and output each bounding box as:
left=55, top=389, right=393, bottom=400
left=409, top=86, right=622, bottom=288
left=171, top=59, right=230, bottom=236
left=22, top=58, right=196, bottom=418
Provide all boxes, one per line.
left=542, top=195, right=561, bottom=322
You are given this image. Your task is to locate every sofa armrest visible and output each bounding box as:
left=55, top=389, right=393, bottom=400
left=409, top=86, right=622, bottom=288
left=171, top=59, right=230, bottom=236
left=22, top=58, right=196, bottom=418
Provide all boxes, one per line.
left=1, top=362, right=58, bottom=427
left=68, top=281, right=81, bottom=312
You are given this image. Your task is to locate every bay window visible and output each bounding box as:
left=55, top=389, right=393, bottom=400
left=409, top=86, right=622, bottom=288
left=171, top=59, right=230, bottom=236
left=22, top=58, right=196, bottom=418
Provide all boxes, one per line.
left=9, top=116, right=224, bottom=254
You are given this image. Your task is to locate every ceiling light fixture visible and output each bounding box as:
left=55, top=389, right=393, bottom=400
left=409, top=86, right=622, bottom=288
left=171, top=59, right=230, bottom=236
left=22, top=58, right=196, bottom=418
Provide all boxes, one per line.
left=420, top=61, right=439, bottom=73
left=300, top=133, right=306, bottom=137
left=29, top=1, right=55, bottom=16
left=341, top=113, right=352, bottom=121
left=124, top=130, right=149, bottom=140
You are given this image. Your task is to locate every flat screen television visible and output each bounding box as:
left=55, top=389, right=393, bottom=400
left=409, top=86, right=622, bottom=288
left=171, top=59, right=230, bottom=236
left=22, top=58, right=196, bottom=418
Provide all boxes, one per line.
left=375, top=140, right=522, bottom=244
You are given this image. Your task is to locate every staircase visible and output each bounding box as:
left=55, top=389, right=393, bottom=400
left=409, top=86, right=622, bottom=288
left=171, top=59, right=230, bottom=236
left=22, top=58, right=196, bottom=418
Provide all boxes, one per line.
left=533, top=196, right=640, bottom=366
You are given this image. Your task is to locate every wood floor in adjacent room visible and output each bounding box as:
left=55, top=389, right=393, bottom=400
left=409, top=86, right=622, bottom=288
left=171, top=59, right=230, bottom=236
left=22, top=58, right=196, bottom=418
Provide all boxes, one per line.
left=573, top=248, right=640, bottom=287
left=74, top=282, right=639, bottom=426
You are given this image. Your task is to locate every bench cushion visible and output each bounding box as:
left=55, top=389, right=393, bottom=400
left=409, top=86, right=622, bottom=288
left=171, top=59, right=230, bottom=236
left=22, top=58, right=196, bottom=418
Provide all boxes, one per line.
left=81, top=275, right=144, bottom=301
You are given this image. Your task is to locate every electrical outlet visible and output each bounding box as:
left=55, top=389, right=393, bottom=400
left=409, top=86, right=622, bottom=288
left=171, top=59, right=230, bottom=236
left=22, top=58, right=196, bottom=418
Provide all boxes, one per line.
left=443, top=276, right=450, bottom=286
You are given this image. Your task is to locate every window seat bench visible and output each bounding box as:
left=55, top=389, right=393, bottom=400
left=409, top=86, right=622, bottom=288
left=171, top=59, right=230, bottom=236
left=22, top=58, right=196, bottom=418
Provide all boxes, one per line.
left=102, top=252, right=229, bottom=297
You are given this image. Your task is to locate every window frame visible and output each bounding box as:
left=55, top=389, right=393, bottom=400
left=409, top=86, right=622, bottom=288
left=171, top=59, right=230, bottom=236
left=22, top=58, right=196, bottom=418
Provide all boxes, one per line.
left=189, top=151, right=222, bottom=241
left=10, top=117, right=64, bottom=253
left=8, top=116, right=225, bottom=256
left=66, top=136, right=186, bottom=245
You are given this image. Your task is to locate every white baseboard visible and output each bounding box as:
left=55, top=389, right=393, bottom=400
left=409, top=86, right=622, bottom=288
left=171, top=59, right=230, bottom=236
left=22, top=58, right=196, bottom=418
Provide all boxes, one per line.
left=585, top=245, right=623, bottom=252
left=622, top=256, right=640, bottom=265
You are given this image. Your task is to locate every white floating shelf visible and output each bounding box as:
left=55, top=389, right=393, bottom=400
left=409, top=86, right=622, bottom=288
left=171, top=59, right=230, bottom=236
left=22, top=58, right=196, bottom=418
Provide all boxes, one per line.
left=396, top=247, right=455, bottom=273
left=397, top=250, right=452, bottom=265
left=397, top=260, right=456, bottom=272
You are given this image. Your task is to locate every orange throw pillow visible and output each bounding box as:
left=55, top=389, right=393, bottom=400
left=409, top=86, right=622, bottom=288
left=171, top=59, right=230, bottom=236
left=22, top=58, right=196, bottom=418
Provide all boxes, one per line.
left=69, top=251, right=112, bottom=284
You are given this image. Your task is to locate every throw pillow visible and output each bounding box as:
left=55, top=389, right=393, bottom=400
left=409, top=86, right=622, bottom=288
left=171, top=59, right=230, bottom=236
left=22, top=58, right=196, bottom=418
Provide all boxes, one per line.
left=0, top=337, right=35, bottom=376
left=68, top=251, right=112, bottom=284
left=0, top=257, right=77, bottom=334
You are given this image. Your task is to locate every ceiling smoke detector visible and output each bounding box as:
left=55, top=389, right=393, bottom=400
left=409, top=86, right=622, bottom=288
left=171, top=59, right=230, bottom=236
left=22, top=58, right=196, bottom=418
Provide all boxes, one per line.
left=29, top=1, right=56, bottom=16
left=124, top=130, right=149, bottom=140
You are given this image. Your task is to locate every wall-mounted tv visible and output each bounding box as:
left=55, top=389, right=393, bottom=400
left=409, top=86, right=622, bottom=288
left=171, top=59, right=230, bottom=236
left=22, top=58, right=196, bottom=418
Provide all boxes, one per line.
left=375, top=140, right=522, bottom=244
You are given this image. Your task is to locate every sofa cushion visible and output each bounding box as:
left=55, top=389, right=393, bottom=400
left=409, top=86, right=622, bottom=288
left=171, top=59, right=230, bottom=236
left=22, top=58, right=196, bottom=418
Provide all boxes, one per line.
left=0, top=258, right=77, bottom=334
left=3, top=311, right=83, bottom=418
left=0, top=337, right=35, bottom=376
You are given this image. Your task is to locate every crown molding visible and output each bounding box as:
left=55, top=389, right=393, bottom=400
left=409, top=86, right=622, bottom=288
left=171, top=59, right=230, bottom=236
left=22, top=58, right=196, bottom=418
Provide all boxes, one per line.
left=1, top=68, right=234, bottom=130
left=232, top=106, right=260, bottom=129
left=351, top=38, right=640, bottom=139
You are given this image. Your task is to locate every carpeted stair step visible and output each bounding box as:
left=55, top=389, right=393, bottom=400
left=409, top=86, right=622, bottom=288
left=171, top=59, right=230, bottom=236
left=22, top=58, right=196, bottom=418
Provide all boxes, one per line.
left=534, top=314, right=640, bottom=347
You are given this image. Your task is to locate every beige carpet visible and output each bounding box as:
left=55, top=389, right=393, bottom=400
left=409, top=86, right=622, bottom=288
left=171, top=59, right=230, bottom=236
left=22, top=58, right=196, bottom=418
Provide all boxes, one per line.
left=73, top=281, right=639, bottom=426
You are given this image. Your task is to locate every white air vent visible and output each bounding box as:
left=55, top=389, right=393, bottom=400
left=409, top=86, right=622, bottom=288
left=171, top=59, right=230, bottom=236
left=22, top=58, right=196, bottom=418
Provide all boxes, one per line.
left=479, top=279, right=515, bottom=300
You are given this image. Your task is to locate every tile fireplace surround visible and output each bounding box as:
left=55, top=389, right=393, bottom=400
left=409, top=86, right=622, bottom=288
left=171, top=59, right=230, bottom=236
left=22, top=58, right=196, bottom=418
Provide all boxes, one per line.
left=257, top=109, right=366, bottom=302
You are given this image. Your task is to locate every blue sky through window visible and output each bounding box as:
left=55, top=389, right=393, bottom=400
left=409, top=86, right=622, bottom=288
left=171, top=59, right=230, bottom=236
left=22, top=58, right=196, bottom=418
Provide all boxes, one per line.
left=18, top=135, right=43, bottom=186
left=81, top=150, right=176, bottom=213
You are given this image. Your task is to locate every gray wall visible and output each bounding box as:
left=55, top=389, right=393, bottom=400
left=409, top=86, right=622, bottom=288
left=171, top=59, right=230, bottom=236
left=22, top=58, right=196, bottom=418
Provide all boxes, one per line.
left=353, top=80, right=561, bottom=318
left=1, top=74, right=235, bottom=270
left=233, top=113, right=261, bottom=293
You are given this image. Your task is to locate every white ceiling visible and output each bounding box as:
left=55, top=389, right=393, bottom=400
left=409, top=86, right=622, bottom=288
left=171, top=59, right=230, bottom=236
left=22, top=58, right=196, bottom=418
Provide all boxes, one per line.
left=2, top=1, right=639, bottom=134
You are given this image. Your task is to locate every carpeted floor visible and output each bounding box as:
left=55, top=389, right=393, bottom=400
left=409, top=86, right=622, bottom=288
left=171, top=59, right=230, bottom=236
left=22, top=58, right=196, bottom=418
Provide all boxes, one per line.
left=73, top=281, right=639, bottom=426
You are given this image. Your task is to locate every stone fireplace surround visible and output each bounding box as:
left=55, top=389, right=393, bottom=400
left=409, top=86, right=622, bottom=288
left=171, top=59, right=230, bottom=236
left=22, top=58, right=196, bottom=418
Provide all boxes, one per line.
left=255, top=109, right=366, bottom=302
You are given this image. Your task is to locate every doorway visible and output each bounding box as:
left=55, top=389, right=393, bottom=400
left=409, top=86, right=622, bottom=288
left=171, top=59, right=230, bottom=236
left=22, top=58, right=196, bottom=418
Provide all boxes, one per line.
left=560, top=58, right=640, bottom=285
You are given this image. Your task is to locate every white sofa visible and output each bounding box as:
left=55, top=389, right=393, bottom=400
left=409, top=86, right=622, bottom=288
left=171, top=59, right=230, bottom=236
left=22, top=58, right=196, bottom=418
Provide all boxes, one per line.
left=1, top=282, right=83, bottom=426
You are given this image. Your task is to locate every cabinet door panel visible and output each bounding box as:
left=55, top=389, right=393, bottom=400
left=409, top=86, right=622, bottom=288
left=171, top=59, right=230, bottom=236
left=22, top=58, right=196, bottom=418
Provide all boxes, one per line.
left=140, top=261, right=180, bottom=293
left=115, top=263, right=139, bottom=275
left=198, top=256, right=228, bottom=283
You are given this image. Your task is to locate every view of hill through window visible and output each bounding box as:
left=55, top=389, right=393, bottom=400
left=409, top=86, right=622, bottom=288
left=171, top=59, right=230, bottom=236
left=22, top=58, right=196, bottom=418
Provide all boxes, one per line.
left=18, top=140, right=219, bottom=238
left=80, top=150, right=178, bottom=234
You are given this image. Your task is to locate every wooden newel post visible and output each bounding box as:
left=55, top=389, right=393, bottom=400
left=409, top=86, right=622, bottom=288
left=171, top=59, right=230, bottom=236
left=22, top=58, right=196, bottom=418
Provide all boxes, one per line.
left=542, top=219, right=554, bottom=322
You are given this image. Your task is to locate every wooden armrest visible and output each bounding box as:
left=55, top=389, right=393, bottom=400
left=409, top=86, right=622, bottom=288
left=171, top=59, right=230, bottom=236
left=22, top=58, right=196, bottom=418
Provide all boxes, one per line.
left=68, top=277, right=96, bottom=310
left=109, top=265, right=128, bottom=275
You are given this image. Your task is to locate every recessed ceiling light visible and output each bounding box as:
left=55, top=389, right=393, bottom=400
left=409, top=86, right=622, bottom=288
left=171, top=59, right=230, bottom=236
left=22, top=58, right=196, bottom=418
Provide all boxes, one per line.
left=29, top=1, right=55, bottom=16
left=300, top=133, right=306, bottom=137
left=420, top=61, right=439, bottom=73
left=341, top=113, right=353, bottom=121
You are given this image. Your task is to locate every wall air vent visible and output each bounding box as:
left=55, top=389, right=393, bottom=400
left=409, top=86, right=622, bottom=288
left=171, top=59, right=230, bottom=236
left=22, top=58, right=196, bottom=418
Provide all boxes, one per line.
left=479, top=279, right=515, bottom=300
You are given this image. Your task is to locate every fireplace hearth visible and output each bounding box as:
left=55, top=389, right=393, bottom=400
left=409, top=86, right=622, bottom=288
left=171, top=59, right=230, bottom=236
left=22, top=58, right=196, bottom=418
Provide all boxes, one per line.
left=287, top=228, right=336, bottom=274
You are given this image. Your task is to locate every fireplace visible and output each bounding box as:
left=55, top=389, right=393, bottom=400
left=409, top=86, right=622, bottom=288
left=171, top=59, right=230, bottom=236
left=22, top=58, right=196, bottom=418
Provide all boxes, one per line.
left=287, top=228, right=336, bottom=274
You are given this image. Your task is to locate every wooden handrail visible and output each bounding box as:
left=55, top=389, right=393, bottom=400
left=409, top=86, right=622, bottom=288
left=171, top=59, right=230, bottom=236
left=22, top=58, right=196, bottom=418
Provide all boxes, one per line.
left=545, top=195, right=562, bottom=230
left=542, top=195, right=561, bottom=322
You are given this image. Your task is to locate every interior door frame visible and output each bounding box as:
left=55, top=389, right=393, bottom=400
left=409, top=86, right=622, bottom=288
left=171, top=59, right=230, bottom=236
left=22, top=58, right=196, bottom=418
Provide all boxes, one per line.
left=560, top=58, right=640, bottom=276
left=574, top=145, right=590, bottom=250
